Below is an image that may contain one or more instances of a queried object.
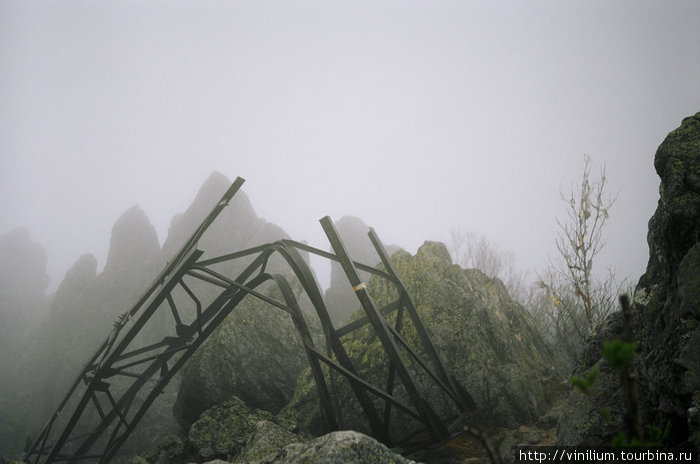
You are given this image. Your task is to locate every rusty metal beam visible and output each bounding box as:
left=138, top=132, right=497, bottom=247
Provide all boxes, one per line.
left=320, top=215, right=450, bottom=442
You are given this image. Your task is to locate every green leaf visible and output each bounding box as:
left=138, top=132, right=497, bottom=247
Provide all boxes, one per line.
left=603, top=340, right=637, bottom=371
left=570, top=366, right=599, bottom=395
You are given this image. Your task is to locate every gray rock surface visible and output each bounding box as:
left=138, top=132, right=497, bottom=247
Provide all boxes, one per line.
left=234, top=420, right=301, bottom=463
left=262, top=430, right=417, bottom=464
left=174, top=295, right=312, bottom=426
left=283, top=241, right=558, bottom=442
left=186, top=396, right=302, bottom=463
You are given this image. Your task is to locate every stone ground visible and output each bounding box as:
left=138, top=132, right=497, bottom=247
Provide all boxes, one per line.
left=408, top=392, right=564, bottom=464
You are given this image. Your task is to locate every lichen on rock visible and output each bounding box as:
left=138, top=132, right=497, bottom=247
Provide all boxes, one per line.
left=187, top=396, right=303, bottom=462
left=263, top=430, right=417, bottom=464
left=282, top=240, right=558, bottom=442
left=174, top=294, right=315, bottom=428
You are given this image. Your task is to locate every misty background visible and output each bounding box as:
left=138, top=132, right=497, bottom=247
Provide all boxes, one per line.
left=1, top=1, right=699, bottom=294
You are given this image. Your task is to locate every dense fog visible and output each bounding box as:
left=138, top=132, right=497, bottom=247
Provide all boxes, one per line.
left=1, top=1, right=699, bottom=462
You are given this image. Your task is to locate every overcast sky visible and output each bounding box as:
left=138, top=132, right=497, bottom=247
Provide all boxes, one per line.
left=1, top=1, right=698, bottom=292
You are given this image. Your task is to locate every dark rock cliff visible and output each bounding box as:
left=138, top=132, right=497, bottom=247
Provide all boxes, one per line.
left=557, top=112, right=700, bottom=448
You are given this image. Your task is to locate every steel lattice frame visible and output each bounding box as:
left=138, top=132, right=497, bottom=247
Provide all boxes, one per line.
left=24, top=177, right=475, bottom=463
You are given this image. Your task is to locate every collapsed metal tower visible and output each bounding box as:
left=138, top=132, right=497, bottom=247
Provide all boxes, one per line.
left=24, top=177, right=474, bottom=463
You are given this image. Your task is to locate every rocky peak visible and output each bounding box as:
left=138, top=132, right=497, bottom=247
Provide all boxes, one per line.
left=52, top=253, right=97, bottom=309
left=165, top=172, right=234, bottom=237
left=0, top=227, right=50, bottom=303
left=164, top=172, right=288, bottom=253
left=415, top=240, right=453, bottom=269
left=103, top=205, right=160, bottom=276
left=640, top=112, right=700, bottom=292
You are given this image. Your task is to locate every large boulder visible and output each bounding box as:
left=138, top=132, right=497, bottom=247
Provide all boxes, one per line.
left=174, top=295, right=313, bottom=426
left=282, top=241, right=558, bottom=442
left=138, top=405, right=416, bottom=464
left=263, top=430, right=418, bottom=464
left=188, top=396, right=277, bottom=460
left=557, top=112, right=700, bottom=448
left=137, top=396, right=302, bottom=463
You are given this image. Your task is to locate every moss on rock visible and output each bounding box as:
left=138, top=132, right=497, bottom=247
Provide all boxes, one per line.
left=234, top=420, right=301, bottom=463
left=188, top=396, right=273, bottom=460
left=268, top=430, right=417, bottom=464
left=175, top=295, right=313, bottom=427
left=283, top=241, right=558, bottom=441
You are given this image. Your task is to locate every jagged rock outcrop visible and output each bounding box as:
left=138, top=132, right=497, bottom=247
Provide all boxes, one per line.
left=0, top=206, right=166, bottom=459
left=6, top=206, right=168, bottom=458
left=172, top=172, right=318, bottom=427
left=40, top=205, right=161, bottom=384
left=282, top=241, right=558, bottom=442
left=0, top=228, right=50, bottom=457
left=324, top=216, right=400, bottom=325
left=0, top=227, right=50, bottom=304
left=0, top=227, right=50, bottom=356
left=162, top=171, right=290, bottom=264
left=103, top=205, right=161, bottom=282
left=1, top=171, right=315, bottom=459
left=557, top=112, right=700, bottom=448
left=635, top=112, right=700, bottom=448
